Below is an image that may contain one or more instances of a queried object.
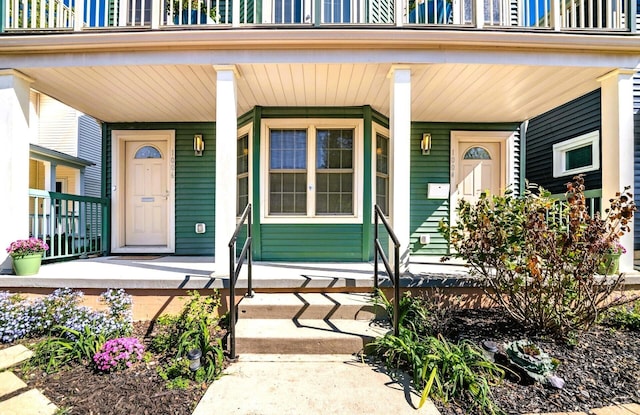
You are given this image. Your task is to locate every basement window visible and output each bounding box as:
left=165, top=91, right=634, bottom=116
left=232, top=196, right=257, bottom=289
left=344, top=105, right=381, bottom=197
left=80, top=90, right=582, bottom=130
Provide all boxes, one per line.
left=552, top=131, right=600, bottom=178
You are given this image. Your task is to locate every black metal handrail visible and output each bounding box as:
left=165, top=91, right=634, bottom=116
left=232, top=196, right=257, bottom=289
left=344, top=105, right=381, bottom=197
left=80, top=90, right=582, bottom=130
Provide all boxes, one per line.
left=227, top=203, right=253, bottom=360
left=373, top=204, right=400, bottom=336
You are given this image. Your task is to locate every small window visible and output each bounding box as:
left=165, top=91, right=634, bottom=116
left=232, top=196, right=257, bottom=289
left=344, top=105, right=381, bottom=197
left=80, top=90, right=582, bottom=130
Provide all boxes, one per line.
left=463, top=146, right=491, bottom=160
left=375, top=133, right=389, bottom=215
left=134, top=146, right=162, bottom=159
left=237, top=134, right=249, bottom=216
left=552, top=131, right=600, bottom=178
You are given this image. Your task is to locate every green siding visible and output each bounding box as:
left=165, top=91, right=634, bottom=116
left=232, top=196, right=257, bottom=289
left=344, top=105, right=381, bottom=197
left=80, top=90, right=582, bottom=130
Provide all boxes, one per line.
left=260, top=224, right=363, bottom=261
left=105, top=123, right=216, bottom=256
left=249, top=106, right=377, bottom=261
left=410, top=123, right=519, bottom=256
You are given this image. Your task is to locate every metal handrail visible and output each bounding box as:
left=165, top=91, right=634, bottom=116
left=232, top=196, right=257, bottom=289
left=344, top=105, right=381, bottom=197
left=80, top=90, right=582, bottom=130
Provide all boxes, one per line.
left=227, top=203, right=253, bottom=360
left=373, top=204, right=400, bottom=336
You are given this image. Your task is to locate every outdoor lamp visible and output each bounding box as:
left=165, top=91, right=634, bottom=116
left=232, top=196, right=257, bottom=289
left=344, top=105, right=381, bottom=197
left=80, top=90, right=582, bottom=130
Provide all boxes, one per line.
left=194, top=134, right=205, bottom=156
left=420, top=133, right=432, bottom=155
left=187, top=348, right=202, bottom=371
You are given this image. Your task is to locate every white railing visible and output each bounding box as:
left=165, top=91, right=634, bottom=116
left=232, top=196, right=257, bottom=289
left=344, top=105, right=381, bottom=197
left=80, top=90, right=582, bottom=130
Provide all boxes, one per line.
left=2, top=0, right=635, bottom=30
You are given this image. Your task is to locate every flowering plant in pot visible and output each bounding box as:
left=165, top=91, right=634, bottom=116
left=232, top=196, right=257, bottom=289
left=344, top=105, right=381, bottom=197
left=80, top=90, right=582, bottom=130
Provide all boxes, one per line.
left=6, top=238, right=49, bottom=276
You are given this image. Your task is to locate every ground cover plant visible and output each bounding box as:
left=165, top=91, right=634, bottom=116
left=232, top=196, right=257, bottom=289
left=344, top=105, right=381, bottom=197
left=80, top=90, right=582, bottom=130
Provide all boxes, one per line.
left=0, top=288, right=227, bottom=414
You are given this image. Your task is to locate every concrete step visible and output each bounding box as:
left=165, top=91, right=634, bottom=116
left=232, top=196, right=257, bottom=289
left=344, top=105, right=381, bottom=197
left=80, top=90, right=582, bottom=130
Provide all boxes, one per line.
left=0, top=388, right=58, bottom=415
left=234, top=318, right=389, bottom=354
left=0, top=345, right=33, bottom=371
left=238, top=292, right=384, bottom=320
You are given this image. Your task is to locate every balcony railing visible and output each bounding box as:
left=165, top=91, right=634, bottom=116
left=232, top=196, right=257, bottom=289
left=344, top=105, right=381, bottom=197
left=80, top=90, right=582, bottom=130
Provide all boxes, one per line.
left=2, top=0, right=636, bottom=31
left=29, top=189, right=108, bottom=261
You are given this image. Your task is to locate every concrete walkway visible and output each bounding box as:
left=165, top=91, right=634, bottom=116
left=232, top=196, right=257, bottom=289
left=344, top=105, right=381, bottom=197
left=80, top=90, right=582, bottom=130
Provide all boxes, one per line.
left=0, top=345, right=58, bottom=415
left=192, top=354, right=442, bottom=415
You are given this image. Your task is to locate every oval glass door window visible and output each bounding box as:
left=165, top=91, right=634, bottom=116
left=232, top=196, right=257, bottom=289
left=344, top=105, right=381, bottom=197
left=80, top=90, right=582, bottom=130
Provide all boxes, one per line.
left=463, top=146, right=491, bottom=160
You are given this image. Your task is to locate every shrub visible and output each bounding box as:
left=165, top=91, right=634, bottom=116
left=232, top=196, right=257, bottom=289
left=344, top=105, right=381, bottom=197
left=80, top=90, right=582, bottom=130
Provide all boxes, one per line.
left=94, top=337, right=145, bottom=372
left=440, top=175, right=637, bottom=336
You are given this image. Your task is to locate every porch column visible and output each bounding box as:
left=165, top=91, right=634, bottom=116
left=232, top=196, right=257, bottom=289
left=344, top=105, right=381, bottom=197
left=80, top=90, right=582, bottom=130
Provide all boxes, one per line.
left=214, top=65, right=239, bottom=276
left=598, top=69, right=636, bottom=272
left=0, top=70, right=33, bottom=273
left=388, top=65, right=411, bottom=273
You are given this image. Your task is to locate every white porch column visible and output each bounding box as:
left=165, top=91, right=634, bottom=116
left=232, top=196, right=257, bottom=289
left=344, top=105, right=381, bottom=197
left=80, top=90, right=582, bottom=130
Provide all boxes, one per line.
left=0, top=70, right=33, bottom=273
left=598, top=68, right=636, bottom=272
left=214, top=65, right=239, bottom=276
left=388, top=65, right=411, bottom=273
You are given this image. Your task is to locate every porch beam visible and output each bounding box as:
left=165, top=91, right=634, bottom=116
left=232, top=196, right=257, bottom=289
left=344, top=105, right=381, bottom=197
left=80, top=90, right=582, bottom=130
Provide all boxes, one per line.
left=387, top=65, right=411, bottom=273
left=214, top=65, right=239, bottom=276
left=598, top=68, right=636, bottom=272
left=0, top=70, right=33, bottom=274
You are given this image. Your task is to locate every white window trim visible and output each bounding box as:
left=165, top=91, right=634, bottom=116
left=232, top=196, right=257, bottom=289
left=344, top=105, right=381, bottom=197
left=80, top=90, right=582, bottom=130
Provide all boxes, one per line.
left=237, top=124, right=253, bottom=217
left=260, top=118, right=364, bottom=224
left=372, top=123, right=390, bottom=220
left=552, top=131, right=600, bottom=178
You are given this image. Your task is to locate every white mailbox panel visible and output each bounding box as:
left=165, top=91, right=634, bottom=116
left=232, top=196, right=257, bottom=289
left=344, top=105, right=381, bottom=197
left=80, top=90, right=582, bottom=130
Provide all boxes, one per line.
left=427, top=183, right=450, bottom=199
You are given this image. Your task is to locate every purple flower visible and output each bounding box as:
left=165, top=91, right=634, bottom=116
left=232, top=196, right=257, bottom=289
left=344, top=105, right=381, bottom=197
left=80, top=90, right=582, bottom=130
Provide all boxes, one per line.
left=93, top=337, right=145, bottom=372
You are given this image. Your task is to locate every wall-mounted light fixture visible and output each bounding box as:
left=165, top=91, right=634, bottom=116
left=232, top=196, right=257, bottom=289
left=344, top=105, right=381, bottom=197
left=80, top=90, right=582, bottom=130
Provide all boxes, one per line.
left=194, top=134, right=205, bottom=156
left=420, top=133, right=432, bottom=155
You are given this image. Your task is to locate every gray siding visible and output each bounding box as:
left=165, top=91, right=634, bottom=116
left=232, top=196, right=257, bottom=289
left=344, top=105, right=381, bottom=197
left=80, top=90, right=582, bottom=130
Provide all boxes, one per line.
left=525, top=89, right=602, bottom=195
left=78, top=115, right=102, bottom=198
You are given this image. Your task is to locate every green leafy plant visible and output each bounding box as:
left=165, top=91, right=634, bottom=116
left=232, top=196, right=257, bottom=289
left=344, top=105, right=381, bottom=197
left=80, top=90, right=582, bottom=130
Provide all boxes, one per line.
left=29, top=326, right=106, bottom=373
left=604, top=300, right=640, bottom=330
left=151, top=290, right=225, bottom=386
left=369, top=330, right=504, bottom=414
left=374, top=289, right=429, bottom=334
left=369, top=290, right=504, bottom=413
left=440, top=175, right=638, bottom=336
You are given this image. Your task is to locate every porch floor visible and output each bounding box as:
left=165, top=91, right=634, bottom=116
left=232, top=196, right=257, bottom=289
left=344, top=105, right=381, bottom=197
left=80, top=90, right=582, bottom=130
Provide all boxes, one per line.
left=0, top=255, right=472, bottom=290
left=1, top=255, right=638, bottom=291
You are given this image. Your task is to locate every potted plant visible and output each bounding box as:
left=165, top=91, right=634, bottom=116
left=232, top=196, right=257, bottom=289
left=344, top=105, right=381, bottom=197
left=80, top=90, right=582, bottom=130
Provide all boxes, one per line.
left=6, top=237, right=49, bottom=276
left=599, top=240, right=625, bottom=275
left=167, top=0, right=216, bottom=24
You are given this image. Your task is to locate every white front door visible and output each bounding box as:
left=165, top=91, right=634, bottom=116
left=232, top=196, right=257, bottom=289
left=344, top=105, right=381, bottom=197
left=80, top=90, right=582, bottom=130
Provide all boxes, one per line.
left=125, top=141, right=168, bottom=246
left=112, top=130, right=175, bottom=253
left=450, top=130, right=513, bottom=224
left=458, top=141, right=501, bottom=205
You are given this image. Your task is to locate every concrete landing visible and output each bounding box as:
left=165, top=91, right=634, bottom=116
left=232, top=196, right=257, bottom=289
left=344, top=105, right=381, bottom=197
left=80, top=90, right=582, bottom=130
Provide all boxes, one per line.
left=192, top=354, right=441, bottom=415
left=235, top=318, right=389, bottom=354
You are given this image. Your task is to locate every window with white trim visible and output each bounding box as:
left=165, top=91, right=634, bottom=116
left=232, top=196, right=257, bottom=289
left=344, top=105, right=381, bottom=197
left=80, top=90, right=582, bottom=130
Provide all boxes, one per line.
left=375, top=132, right=389, bottom=215
left=263, top=120, right=361, bottom=222
left=237, top=134, right=249, bottom=216
left=552, top=131, right=600, bottom=178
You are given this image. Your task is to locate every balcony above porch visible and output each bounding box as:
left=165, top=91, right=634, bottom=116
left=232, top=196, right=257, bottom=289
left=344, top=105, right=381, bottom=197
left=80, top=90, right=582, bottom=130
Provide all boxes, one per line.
left=1, top=0, right=638, bottom=34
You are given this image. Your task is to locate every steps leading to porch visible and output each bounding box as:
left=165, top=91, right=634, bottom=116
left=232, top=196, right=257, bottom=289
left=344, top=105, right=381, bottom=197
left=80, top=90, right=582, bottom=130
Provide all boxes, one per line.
left=234, top=292, right=389, bottom=355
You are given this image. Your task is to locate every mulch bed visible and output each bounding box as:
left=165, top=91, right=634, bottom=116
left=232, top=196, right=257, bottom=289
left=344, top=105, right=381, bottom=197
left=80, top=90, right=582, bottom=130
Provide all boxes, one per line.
left=14, top=321, right=214, bottom=415
left=434, top=308, right=640, bottom=414
left=6, top=310, right=640, bottom=414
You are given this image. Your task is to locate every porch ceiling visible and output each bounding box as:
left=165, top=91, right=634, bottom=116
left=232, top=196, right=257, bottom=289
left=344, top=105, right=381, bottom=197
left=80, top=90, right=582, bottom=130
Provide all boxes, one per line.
left=24, top=63, right=607, bottom=123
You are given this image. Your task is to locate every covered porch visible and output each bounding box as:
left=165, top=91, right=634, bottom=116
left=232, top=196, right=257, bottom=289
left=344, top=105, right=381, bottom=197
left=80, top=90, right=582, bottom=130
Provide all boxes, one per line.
left=1, top=28, right=638, bottom=274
